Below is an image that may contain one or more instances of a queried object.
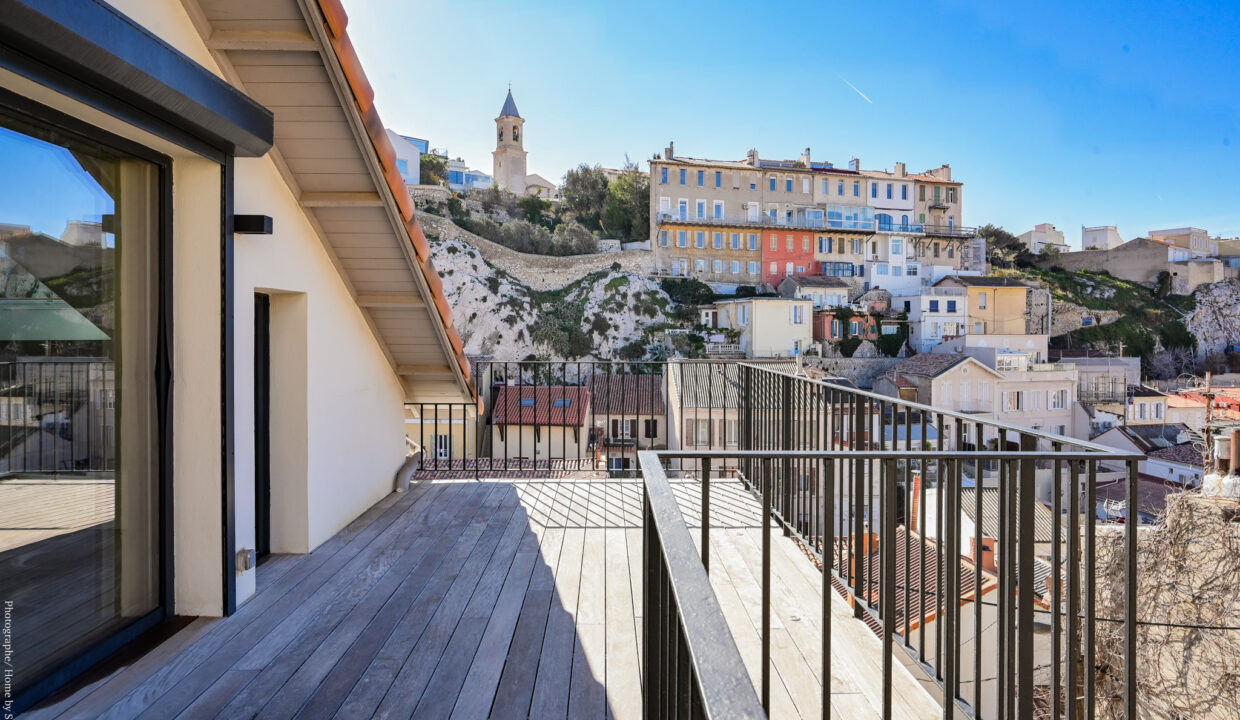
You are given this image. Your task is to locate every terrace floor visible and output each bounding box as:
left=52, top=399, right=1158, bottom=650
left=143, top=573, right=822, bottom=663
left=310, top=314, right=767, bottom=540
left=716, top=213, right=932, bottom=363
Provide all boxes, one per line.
left=29, top=476, right=939, bottom=720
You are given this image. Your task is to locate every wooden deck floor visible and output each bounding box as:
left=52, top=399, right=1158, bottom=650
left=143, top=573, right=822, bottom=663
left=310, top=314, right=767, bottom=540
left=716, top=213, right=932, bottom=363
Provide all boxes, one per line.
left=28, top=477, right=939, bottom=720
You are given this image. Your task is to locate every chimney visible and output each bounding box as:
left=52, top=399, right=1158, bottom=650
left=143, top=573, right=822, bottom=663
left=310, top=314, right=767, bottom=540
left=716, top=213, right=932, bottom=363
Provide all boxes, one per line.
left=747, top=148, right=759, bottom=166
left=800, top=147, right=812, bottom=166
left=938, top=164, right=952, bottom=181
left=848, top=157, right=860, bottom=172
left=894, top=161, right=906, bottom=178
left=910, top=473, right=922, bottom=529
left=664, top=141, right=674, bottom=160
left=971, top=536, right=997, bottom=574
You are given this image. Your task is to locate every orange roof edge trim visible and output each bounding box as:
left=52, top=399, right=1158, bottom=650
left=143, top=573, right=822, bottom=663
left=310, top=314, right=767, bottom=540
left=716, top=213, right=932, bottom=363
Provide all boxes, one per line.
left=316, top=0, right=348, bottom=38
left=327, top=32, right=373, bottom=114
left=406, top=218, right=431, bottom=261
left=456, top=352, right=472, bottom=381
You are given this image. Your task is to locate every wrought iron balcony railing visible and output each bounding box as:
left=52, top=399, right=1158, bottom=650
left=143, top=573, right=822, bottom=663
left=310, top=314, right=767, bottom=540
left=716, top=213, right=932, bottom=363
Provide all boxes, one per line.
left=639, top=364, right=1143, bottom=720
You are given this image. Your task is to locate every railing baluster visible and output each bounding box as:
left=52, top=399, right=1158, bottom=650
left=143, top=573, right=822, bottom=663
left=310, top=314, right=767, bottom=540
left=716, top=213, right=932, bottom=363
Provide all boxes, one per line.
left=1018, top=434, right=1037, bottom=720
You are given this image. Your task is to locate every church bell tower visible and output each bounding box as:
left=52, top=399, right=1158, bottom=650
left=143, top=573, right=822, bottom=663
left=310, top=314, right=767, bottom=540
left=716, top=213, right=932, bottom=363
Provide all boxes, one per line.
left=492, top=88, right=527, bottom=194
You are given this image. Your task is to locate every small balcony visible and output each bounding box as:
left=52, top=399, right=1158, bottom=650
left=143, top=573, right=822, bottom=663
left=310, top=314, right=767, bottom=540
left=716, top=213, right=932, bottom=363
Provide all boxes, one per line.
left=921, top=223, right=976, bottom=238
left=657, top=211, right=877, bottom=233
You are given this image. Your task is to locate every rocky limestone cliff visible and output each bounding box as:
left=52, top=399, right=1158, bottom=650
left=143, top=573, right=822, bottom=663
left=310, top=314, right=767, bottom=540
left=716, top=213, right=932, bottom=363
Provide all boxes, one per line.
left=427, top=230, right=679, bottom=360
left=1187, top=279, right=1240, bottom=356
left=419, top=213, right=654, bottom=291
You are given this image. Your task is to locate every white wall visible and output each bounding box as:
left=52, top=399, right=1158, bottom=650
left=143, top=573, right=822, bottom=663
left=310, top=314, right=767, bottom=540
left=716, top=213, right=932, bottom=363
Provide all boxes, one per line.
left=233, top=156, right=407, bottom=580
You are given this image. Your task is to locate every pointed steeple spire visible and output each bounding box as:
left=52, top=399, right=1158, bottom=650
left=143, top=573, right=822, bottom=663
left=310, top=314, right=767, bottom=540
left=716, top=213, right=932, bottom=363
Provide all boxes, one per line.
left=499, top=88, right=520, bottom=119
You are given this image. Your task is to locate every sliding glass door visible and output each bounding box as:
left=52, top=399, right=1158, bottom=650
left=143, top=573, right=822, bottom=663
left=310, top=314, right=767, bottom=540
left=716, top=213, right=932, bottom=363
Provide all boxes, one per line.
left=0, top=107, right=162, bottom=701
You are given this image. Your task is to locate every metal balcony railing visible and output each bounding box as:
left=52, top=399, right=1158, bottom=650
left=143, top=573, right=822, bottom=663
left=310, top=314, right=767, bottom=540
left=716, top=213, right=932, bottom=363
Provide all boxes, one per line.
left=0, top=359, right=116, bottom=475
left=639, top=364, right=1143, bottom=720
left=657, top=211, right=877, bottom=233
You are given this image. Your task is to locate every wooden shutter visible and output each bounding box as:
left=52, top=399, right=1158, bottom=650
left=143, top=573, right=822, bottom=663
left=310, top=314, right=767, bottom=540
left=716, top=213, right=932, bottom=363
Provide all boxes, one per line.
left=629, top=420, right=638, bottom=438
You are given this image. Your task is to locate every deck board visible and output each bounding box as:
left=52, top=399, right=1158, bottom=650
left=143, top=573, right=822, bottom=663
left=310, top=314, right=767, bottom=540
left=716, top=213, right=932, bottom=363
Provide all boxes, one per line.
left=29, top=476, right=940, bottom=720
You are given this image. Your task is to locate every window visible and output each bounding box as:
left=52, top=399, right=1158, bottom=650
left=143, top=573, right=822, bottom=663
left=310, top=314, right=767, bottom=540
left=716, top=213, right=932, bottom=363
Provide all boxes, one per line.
left=644, top=419, right=659, bottom=438
left=739, top=304, right=750, bottom=325
left=929, top=300, right=940, bottom=312
left=919, top=185, right=925, bottom=201
left=768, top=261, right=776, bottom=274
left=1154, top=403, right=1164, bottom=420
left=731, top=261, right=741, bottom=274
left=694, top=419, right=711, bottom=445
left=786, top=178, right=792, bottom=193
left=822, top=180, right=828, bottom=194
left=890, top=237, right=903, bottom=254
left=876, top=263, right=889, bottom=275
left=725, top=419, right=739, bottom=445
left=852, top=238, right=861, bottom=254
left=942, top=382, right=951, bottom=403
left=946, top=300, right=956, bottom=313
left=877, top=213, right=892, bottom=231
left=871, top=182, right=877, bottom=198
left=769, top=176, right=777, bottom=191
left=819, top=236, right=830, bottom=254
left=677, top=230, right=687, bottom=247
left=713, top=201, right=723, bottom=219
left=786, top=235, right=793, bottom=251
left=748, top=261, right=759, bottom=274
left=802, top=236, right=810, bottom=253
left=892, top=265, right=903, bottom=276
left=838, top=180, right=844, bottom=195
left=713, top=232, right=723, bottom=249
left=678, top=199, right=688, bottom=220
left=696, top=200, right=705, bottom=219
left=1050, top=389, right=1068, bottom=410
left=661, top=167, right=668, bottom=184
left=712, top=260, right=723, bottom=273
left=791, top=305, right=805, bottom=324
left=0, top=108, right=163, bottom=691
left=679, top=168, right=686, bottom=184
left=695, top=231, right=705, bottom=248
left=802, top=178, right=810, bottom=193
left=660, top=231, right=668, bottom=247
left=974, top=321, right=983, bottom=333
left=1003, top=391, right=1024, bottom=412
left=947, top=246, right=954, bottom=258
left=552, top=398, right=572, bottom=408
left=785, top=261, right=794, bottom=275
left=904, top=300, right=911, bottom=312
left=822, top=262, right=855, bottom=277
left=907, top=263, right=919, bottom=277
left=731, top=233, right=740, bottom=249
left=520, top=397, right=537, bottom=407
left=849, top=320, right=859, bottom=334
left=832, top=319, right=841, bottom=337
left=715, top=171, right=721, bottom=188
left=769, top=234, right=777, bottom=251
left=697, top=170, right=704, bottom=186
left=978, top=292, right=988, bottom=309
left=947, top=187, right=956, bottom=203
left=901, top=184, right=907, bottom=200
left=748, top=233, right=757, bottom=250
left=694, top=258, right=705, bottom=272
left=886, top=183, right=892, bottom=199
left=853, top=181, right=860, bottom=196
left=1138, top=402, right=1147, bottom=420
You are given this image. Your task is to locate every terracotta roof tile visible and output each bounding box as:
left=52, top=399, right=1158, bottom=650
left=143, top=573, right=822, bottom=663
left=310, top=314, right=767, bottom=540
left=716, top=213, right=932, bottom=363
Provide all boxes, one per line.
left=491, top=386, right=590, bottom=426
left=315, top=0, right=472, bottom=393
left=587, top=374, right=666, bottom=415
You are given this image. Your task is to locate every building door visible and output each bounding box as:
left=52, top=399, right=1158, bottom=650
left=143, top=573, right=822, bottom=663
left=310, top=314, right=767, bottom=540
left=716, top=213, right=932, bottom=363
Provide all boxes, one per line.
left=254, top=294, right=271, bottom=561
left=748, top=203, right=759, bottom=222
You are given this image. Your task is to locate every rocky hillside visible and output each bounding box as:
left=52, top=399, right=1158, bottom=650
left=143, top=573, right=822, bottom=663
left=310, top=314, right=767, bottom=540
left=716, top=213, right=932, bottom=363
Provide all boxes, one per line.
left=426, top=229, right=681, bottom=360
left=1186, top=280, right=1240, bottom=356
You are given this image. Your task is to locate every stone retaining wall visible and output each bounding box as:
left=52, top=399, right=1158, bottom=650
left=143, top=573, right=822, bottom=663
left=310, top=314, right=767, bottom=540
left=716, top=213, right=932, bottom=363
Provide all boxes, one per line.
left=418, top=213, right=656, bottom=291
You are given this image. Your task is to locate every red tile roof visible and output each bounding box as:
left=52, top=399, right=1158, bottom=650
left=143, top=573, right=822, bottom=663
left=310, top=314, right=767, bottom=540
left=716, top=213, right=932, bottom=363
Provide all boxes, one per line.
left=587, top=374, right=666, bottom=416
left=314, top=0, right=473, bottom=398
left=491, top=386, right=591, bottom=426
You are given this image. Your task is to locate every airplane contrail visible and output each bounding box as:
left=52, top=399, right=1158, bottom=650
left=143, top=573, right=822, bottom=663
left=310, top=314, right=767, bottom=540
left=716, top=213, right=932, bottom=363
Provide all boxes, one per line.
left=840, top=76, right=873, bottom=104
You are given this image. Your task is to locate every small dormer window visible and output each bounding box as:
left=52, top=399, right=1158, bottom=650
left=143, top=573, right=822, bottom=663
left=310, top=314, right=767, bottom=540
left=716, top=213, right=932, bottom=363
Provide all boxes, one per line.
left=519, top=397, right=535, bottom=407
left=552, top=398, right=572, bottom=408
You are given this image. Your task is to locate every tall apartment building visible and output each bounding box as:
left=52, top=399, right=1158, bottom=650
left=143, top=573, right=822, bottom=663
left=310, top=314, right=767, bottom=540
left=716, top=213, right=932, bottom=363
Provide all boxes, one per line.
left=649, top=145, right=977, bottom=291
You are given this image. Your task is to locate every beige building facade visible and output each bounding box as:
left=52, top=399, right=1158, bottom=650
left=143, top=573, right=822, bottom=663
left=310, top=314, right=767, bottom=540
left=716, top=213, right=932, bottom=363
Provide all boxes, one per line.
left=712, top=297, right=814, bottom=358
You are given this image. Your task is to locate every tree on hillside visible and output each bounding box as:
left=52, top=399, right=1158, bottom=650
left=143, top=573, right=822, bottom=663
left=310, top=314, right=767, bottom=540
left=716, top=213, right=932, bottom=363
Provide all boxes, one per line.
left=551, top=221, right=598, bottom=255
left=561, top=164, right=610, bottom=231
left=517, top=195, right=552, bottom=228
left=420, top=152, right=447, bottom=186
left=601, top=162, right=650, bottom=242
left=978, top=224, right=1035, bottom=268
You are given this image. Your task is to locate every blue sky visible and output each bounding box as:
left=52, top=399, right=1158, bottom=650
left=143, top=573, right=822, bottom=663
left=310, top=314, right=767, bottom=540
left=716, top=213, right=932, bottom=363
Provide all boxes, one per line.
left=355, top=1, right=1236, bottom=245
